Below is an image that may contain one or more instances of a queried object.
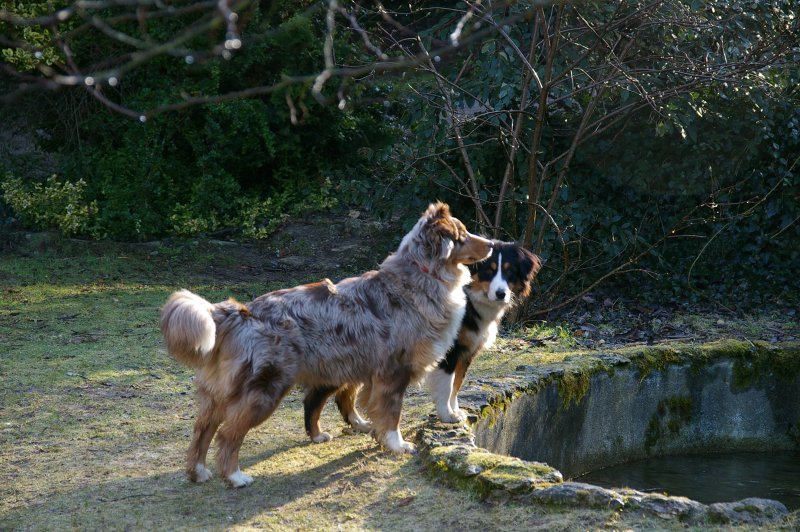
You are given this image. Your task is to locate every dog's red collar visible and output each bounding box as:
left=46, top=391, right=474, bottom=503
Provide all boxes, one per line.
left=412, top=259, right=441, bottom=281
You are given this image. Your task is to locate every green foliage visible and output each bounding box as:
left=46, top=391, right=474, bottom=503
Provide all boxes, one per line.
left=2, top=0, right=798, bottom=313
left=0, top=26, right=60, bottom=71
left=238, top=177, right=338, bottom=239
left=2, top=1, right=397, bottom=240
left=579, top=78, right=800, bottom=301
left=396, top=0, right=800, bottom=307
left=0, top=1, right=66, bottom=71
left=1, top=174, right=97, bottom=235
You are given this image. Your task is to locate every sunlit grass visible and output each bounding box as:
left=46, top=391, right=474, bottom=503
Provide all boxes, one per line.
left=516, top=321, right=578, bottom=347
left=0, top=236, right=794, bottom=530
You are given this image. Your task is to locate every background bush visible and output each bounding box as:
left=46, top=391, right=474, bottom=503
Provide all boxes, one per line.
left=1, top=0, right=797, bottom=309
left=1, top=1, right=397, bottom=240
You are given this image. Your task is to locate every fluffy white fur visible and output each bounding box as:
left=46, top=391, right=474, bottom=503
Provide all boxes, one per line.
left=427, top=369, right=463, bottom=422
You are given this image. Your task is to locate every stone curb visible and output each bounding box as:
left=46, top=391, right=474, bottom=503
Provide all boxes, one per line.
left=416, top=340, right=798, bottom=525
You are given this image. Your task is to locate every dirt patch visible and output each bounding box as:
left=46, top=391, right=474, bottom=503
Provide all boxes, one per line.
left=120, top=212, right=401, bottom=287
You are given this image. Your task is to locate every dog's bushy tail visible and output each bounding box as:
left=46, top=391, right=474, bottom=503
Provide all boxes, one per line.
left=160, top=289, right=216, bottom=368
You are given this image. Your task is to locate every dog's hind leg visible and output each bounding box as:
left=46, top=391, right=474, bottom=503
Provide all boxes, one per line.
left=366, top=370, right=415, bottom=454
left=303, top=385, right=338, bottom=443
left=186, top=387, right=223, bottom=483
left=334, top=383, right=371, bottom=434
left=216, top=367, right=293, bottom=488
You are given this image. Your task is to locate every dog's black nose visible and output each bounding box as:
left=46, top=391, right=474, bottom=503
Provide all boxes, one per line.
left=495, top=289, right=506, bottom=300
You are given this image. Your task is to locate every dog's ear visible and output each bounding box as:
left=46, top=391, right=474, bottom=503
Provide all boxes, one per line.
left=517, top=247, right=542, bottom=297
left=422, top=202, right=462, bottom=261
left=424, top=201, right=451, bottom=221
left=439, top=239, right=455, bottom=260
left=519, top=248, right=542, bottom=281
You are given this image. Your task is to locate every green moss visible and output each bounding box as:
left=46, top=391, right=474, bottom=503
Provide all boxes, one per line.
left=479, top=390, right=518, bottom=426
left=685, top=340, right=739, bottom=374
left=730, top=342, right=800, bottom=391
left=460, top=450, right=507, bottom=474
left=425, top=441, right=561, bottom=499
left=557, top=371, right=591, bottom=409
left=644, top=416, right=662, bottom=452
left=630, top=346, right=685, bottom=381
left=622, top=339, right=800, bottom=386
left=644, top=395, right=693, bottom=453
left=707, top=512, right=729, bottom=525
left=695, top=339, right=755, bottom=358
left=477, top=464, right=536, bottom=493
left=433, top=459, right=450, bottom=473
left=428, top=458, right=481, bottom=494
left=668, top=396, right=692, bottom=421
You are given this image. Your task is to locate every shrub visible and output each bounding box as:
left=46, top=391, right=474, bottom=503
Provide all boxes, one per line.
left=1, top=175, right=97, bottom=235
left=2, top=2, right=398, bottom=240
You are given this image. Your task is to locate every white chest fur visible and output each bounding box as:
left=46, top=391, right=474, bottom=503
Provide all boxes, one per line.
left=469, top=297, right=507, bottom=353
left=435, top=285, right=467, bottom=355
left=426, top=265, right=470, bottom=370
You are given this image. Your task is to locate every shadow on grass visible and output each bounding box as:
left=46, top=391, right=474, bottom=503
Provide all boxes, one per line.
left=1, top=440, right=380, bottom=530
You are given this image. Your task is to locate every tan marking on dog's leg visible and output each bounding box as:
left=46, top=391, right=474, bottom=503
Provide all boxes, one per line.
left=356, top=381, right=373, bottom=412
left=186, top=389, right=222, bottom=482
left=449, top=357, right=473, bottom=421
left=335, top=384, right=371, bottom=433
left=216, top=418, right=254, bottom=488
left=304, top=385, right=338, bottom=443
left=452, top=358, right=468, bottom=396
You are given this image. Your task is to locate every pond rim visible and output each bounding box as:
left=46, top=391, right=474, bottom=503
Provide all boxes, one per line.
left=417, top=340, right=800, bottom=525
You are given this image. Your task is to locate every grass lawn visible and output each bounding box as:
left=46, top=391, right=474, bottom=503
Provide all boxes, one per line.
left=1, top=232, right=796, bottom=530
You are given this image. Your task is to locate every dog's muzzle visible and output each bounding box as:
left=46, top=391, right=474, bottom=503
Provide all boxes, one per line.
left=463, top=233, right=493, bottom=263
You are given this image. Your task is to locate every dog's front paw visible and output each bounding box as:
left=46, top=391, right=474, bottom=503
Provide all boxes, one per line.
left=438, top=409, right=467, bottom=424
left=190, top=464, right=213, bottom=483
left=437, top=405, right=468, bottom=424
left=396, top=441, right=417, bottom=455
left=384, top=430, right=417, bottom=455
left=227, top=469, right=254, bottom=488
left=311, top=432, right=332, bottom=443
left=351, top=419, right=372, bottom=434
left=343, top=421, right=372, bottom=436
left=451, top=408, right=468, bottom=422
left=386, top=440, right=417, bottom=455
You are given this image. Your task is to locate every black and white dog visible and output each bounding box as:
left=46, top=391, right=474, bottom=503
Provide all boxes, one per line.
left=427, top=241, right=542, bottom=422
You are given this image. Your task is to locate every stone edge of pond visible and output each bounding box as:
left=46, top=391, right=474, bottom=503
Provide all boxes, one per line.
left=416, top=339, right=800, bottom=525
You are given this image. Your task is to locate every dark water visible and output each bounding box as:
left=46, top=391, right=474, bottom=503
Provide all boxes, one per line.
left=576, top=451, right=800, bottom=510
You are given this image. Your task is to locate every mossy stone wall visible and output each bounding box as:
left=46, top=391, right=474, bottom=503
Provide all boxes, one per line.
left=474, top=358, right=800, bottom=478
